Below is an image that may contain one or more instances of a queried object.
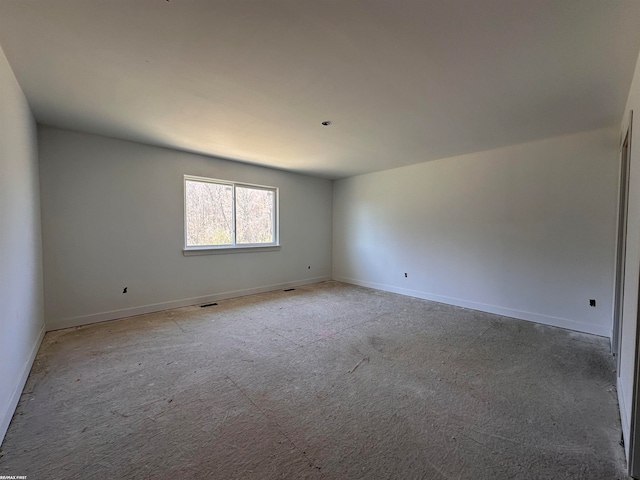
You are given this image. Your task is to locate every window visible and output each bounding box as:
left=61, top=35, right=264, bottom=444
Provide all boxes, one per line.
left=184, top=175, right=278, bottom=251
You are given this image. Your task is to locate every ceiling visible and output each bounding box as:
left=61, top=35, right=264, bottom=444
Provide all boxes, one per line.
left=1, top=1, right=640, bottom=179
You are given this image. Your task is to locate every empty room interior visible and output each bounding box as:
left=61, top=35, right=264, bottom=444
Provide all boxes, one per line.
left=5, top=1, right=640, bottom=478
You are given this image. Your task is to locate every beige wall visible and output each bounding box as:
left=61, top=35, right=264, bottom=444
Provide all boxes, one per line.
left=334, top=128, right=619, bottom=337
left=0, top=46, right=45, bottom=444
left=38, top=127, right=333, bottom=330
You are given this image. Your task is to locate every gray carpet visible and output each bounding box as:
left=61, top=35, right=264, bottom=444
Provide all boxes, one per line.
left=0, top=281, right=627, bottom=479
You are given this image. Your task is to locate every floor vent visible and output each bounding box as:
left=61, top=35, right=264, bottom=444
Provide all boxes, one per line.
left=200, top=303, right=218, bottom=308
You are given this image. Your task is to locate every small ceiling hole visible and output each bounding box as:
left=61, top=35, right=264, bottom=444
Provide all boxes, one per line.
left=321, top=121, right=332, bottom=126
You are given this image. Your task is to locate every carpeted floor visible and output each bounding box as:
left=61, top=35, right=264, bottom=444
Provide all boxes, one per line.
left=0, top=281, right=627, bottom=479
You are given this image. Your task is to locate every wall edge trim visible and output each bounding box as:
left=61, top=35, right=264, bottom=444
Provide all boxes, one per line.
left=0, top=322, right=46, bottom=446
left=46, top=276, right=331, bottom=331
left=619, top=376, right=631, bottom=462
left=333, top=275, right=610, bottom=337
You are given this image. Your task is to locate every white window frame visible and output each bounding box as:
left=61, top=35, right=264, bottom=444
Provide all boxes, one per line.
left=183, top=175, right=280, bottom=255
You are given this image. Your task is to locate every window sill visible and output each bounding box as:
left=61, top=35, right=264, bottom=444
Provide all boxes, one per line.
left=183, top=245, right=281, bottom=256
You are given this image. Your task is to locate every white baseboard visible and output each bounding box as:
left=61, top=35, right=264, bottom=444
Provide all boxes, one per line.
left=333, top=276, right=610, bottom=337
left=0, top=322, right=46, bottom=446
left=46, top=276, right=331, bottom=331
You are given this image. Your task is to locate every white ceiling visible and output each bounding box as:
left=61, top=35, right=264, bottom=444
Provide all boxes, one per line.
left=1, top=1, right=640, bottom=179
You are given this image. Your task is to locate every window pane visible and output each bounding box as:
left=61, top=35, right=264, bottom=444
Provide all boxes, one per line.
left=185, top=180, right=233, bottom=246
left=236, top=186, right=274, bottom=244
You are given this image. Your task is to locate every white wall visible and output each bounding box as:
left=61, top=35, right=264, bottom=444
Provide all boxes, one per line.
left=0, top=47, right=45, bottom=444
left=39, top=127, right=333, bottom=330
left=618, top=48, right=640, bottom=462
left=333, top=128, right=618, bottom=337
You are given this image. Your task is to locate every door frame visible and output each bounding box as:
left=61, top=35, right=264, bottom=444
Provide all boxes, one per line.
left=619, top=110, right=640, bottom=479
left=613, top=111, right=633, bottom=363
